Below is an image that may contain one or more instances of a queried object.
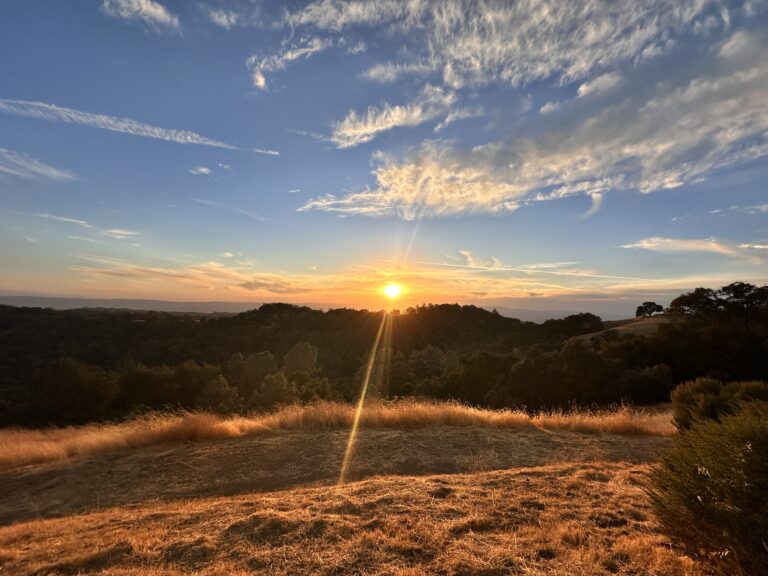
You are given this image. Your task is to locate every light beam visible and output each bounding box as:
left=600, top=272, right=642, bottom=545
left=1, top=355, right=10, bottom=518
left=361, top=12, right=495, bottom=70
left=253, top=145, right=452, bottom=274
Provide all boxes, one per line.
left=338, top=312, right=388, bottom=484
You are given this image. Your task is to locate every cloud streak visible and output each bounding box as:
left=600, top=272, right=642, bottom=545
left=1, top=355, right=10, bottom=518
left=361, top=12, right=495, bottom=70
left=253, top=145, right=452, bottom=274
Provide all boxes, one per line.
left=247, top=37, right=333, bottom=91
left=621, top=237, right=737, bottom=255
left=0, top=149, right=78, bottom=182
left=0, top=99, right=236, bottom=149
left=329, top=85, right=457, bottom=148
left=191, top=198, right=269, bottom=222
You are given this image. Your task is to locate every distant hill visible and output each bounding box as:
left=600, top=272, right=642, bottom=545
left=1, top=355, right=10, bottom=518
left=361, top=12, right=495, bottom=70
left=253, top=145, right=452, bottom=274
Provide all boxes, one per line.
left=0, top=296, right=260, bottom=314
left=0, top=295, right=618, bottom=322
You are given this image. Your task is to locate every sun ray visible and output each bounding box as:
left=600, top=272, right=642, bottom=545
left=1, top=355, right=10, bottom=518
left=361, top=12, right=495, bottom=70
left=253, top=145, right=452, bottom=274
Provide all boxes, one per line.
left=338, top=312, right=388, bottom=484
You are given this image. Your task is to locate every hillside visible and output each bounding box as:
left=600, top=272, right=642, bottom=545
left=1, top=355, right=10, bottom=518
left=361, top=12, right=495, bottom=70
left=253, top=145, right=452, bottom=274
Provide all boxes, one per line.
left=0, top=404, right=702, bottom=575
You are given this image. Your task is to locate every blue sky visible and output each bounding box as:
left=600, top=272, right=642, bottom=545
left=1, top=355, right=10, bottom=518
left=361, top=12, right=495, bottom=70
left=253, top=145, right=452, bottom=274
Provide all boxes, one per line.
left=1, top=0, right=766, bottom=315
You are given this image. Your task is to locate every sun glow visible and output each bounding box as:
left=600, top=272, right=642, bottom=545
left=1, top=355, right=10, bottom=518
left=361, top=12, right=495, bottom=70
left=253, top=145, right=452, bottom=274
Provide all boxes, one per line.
left=383, top=283, right=402, bottom=300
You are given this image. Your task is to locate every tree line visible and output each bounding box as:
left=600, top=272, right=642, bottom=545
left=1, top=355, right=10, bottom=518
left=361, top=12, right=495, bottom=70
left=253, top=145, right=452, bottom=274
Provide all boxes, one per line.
left=0, top=282, right=766, bottom=426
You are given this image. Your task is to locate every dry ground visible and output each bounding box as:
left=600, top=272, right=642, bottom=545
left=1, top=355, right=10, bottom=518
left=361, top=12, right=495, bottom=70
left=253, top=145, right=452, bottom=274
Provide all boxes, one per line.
left=0, top=405, right=702, bottom=575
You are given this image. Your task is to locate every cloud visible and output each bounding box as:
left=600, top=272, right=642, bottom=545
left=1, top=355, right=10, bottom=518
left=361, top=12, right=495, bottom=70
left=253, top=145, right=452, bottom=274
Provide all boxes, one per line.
left=102, top=228, right=142, bottom=240
left=739, top=243, right=768, bottom=250
left=0, top=99, right=236, bottom=149
left=253, top=148, right=280, bottom=156
left=191, top=197, right=269, bottom=222
left=300, top=142, right=523, bottom=219
left=621, top=237, right=737, bottom=255
left=288, top=188, right=301, bottom=194
left=329, top=85, right=457, bottom=148
left=0, top=149, right=78, bottom=182
left=289, top=0, right=410, bottom=31
left=361, top=61, right=435, bottom=83
left=582, top=193, right=604, bottom=218
left=34, top=213, right=94, bottom=228
left=246, top=37, right=333, bottom=91
left=207, top=8, right=241, bottom=29
left=302, top=32, right=768, bottom=219
left=576, top=72, right=623, bottom=98
left=539, top=101, right=563, bottom=115
left=101, top=0, right=179, bottom=31
left=292, top=0, right=726, bottom=89
left=189, top=166, right=212, bottom=176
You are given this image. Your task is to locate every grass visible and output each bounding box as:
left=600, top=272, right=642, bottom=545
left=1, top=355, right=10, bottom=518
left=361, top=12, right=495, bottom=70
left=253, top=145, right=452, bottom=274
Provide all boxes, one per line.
left=0, top=462, right=702, bottom=575
left=0, top=401, right=674, bottom=469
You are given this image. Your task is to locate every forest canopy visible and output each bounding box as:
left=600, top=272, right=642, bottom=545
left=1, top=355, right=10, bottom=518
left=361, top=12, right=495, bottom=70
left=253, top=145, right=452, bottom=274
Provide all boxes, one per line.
left=1, top=282, right=766, bottom=427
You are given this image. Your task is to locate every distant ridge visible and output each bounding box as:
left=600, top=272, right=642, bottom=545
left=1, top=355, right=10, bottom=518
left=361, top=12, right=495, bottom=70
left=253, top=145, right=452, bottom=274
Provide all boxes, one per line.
left=0, top=296, right=260, bottom=315
left=0, top=295, right=626, bottom=321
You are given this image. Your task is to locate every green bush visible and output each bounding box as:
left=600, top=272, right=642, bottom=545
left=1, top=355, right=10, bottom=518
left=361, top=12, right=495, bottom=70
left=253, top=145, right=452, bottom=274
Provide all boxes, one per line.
left=650, top=401, right=768, bottom=574
left=671, top=377, right=768, bottom=429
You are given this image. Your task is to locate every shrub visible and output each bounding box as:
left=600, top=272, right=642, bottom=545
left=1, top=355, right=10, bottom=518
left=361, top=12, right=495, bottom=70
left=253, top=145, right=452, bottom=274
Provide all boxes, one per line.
left=671, top=377, right=768, bottom=429
left=650, top=401, right=768, bottom=574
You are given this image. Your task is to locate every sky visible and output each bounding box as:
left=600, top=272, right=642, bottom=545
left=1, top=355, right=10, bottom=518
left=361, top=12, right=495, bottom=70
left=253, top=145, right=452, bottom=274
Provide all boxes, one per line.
left=1, top=0, right=767, bottom=316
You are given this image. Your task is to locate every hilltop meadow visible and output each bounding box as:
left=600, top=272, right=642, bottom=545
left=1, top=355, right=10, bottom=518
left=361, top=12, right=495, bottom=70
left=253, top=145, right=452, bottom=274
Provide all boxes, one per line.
left=1, top=282, right=767, bottom=575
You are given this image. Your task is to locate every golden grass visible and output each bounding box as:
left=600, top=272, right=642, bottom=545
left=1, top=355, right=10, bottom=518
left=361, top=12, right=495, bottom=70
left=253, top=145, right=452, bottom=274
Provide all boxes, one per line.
left=0, top=401, right=673, bottom=469
left=0, top=462, right=702, bottom=575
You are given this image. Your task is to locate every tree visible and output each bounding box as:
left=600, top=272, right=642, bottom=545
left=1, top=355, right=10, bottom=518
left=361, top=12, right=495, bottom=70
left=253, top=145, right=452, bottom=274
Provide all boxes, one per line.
left=195, top=374, right=241, bottom=413
left=283, top=342, right=318, bottom=376
left=35, top=358, right=118, bottom=424
left=668, top=288, right=719, bottom=318
left=250, top=371, right=297, bottom=409
left=635, top=301, right=664, bottom=317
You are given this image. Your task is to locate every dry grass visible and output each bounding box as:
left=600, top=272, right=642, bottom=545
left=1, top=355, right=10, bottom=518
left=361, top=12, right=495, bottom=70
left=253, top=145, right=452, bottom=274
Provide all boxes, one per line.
left=0, top=401, right=674, bottom=469
left=0, top=462, right=702, bottom=576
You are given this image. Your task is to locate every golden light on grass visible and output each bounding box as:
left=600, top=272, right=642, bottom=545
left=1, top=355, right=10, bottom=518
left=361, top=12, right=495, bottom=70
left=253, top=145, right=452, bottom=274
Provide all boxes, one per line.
left=383, top=283, right=402, bottom=300
left=0, top=402, right=674, bottom=470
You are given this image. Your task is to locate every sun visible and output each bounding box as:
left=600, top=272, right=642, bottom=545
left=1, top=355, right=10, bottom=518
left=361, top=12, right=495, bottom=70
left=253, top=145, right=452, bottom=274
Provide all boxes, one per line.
left=383, top=283, right=402, bottom=300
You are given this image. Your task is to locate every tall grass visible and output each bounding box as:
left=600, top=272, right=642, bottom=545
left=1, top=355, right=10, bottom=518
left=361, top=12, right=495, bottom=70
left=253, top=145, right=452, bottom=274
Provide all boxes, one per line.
left=0, top=401, right=673, bottom=469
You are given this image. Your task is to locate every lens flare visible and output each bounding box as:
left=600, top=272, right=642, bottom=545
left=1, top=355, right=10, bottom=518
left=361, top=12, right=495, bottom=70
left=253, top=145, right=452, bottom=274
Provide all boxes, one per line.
left=339, top=312, right=388, bottom=484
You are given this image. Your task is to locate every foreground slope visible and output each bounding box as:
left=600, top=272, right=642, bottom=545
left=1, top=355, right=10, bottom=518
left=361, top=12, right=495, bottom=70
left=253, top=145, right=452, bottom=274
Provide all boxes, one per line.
left=0, top=404, right=701, bottom=575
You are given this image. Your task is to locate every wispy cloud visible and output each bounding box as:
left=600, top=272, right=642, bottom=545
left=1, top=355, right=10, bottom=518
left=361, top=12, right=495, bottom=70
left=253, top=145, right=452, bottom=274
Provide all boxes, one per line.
left=34, top=213, right=94, bottom=228
left=0, top=148, right=78, bottom=182
left=739, top=243, right=768, bottom=250
left=0, top=99, right=236, bottom=149
left=361, top=61, right=434, bottom=84
left=189, top=166, right=212, bottom=176
left=582, top=193, right=604, bottom=218
left=253, top=148, right=280, bottom=156
left=577, top=71, right=623, bottom=98
left=28, top=213, right=145, bottom=242
left=191, top=197, right=269, bottom=222
left=329, top=85, right=457, bottom=148
left=292, top=0, right=725, bottom=89
left=207, top=8, right=240, bottom=29
left=102, top=228, right=142, bottom=240
left=302, top=30, right=768, bottom=219
left=101, top=0, right=179, bottom=31
left=246, top=37, right=332, bottom=91
left=621, top=237, right=737, bottom=255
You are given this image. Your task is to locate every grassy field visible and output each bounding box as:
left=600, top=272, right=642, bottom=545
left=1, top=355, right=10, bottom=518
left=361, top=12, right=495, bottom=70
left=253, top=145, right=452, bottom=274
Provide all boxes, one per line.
left=0, top=402, right=700, bottom=575
left=0, top=401, right=673, bottom=469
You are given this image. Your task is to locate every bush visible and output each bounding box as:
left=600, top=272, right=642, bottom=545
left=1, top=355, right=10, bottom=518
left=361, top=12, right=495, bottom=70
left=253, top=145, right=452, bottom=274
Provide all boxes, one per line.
left=650, top=401, right=768, bottom=574
left=671, top=377, right=768, bottom=429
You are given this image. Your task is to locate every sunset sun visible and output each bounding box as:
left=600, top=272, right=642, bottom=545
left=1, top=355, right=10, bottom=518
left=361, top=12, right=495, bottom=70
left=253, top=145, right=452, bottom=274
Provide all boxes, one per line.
left=383, top=283, right=402, bottom=300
